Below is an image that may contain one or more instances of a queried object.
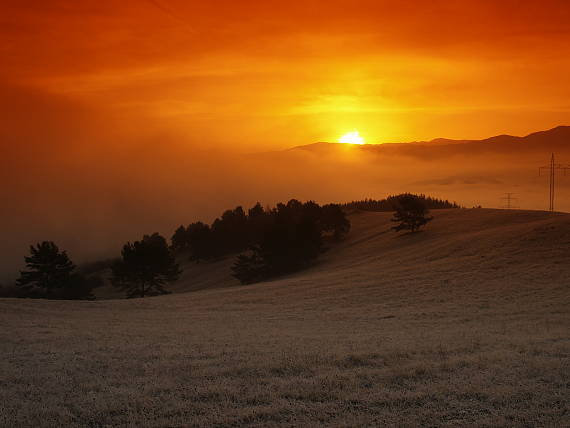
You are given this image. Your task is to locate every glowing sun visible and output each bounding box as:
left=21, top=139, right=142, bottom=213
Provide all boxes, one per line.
left=339, top=130, right=365, bottom=144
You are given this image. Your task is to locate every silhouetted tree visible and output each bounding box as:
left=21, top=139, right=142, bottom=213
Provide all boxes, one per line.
left=321, top=203, right=351, bottom=239
left=16, top=241, right=76, bottom=297
left=231, top=251, right=266, bottom=284
left=247, top=202, right=269, bottom=243
left=248, top=202, right=264, bottom=218
left=232, top=203, right=323, bottom=284
left=391, top=194, right=433, bottom=233
left=186, top=222, right=213, bottom=261
left=111, top=233, right=180, bottom=298
left=211, top=206, right=249, bottom=254
left=171, top=225, right=189, bottom=251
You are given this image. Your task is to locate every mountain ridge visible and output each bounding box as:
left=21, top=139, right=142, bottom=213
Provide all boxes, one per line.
left=288, top=125, right=570, bottom=157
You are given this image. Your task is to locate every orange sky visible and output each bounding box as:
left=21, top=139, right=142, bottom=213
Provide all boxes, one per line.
left=2, top=0, right=570, bottom=278
left=2, top=0, right=570, bottom=149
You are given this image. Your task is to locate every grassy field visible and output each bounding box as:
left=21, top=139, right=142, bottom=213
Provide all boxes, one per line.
left=1, top=209, right=569, bottom=427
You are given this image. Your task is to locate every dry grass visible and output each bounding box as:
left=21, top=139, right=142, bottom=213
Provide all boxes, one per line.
left=1, top=209, right=569, bottom=427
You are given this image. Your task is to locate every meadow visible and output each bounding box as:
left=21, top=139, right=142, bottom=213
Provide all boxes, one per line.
left=1, top=209, right=568, bottom=427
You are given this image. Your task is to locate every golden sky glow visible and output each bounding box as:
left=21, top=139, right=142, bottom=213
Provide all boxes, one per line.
left=1, top=0, right=570, bottom=150
left=1, top=0, right=570, bottom=278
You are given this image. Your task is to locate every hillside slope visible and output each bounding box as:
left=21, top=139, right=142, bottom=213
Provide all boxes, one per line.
left=288, top=208, right=570, bottom=300
left=1, top=209, right=568, bottom=427
left=96, top=207, right=570, bottom=300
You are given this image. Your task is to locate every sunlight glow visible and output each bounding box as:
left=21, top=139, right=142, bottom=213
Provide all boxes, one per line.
left=339, top=130, right=365, bottom=145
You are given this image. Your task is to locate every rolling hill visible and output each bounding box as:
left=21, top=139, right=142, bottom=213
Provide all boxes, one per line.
left=96, top=207, right=570, bottom=299
left=2, top=208, right=568, bottom=426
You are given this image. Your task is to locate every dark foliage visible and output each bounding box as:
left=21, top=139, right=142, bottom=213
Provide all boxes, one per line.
left=342, top=194, right=459, bottom=212
left=321, top=203, right=351, bottom=239
left=171, top=221, right=214, bottom=261
left=112, top=233, right=180, bottom=298
left=231, top=252, right=266, bottom=285
left=231, top=200, right=339, bottom=284
left=212, top=206, right=249, bottom=253
left=391, top=194, right=434, bottom=233
left=171, top=225, right=189, bottom=251
left=56, top=274, right=102, bottom=300
left=172, top=200, right=350, bottom=266
left=169, top=199, right=350, bottom=285
left=13, top=241, right=98, bottom=299
left=187, top=222, right=215, bottom=261
left=16, top=241, right=75, bottom=294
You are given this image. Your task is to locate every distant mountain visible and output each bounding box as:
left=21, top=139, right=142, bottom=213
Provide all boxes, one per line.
left=290, top=126, right=570, bottom=159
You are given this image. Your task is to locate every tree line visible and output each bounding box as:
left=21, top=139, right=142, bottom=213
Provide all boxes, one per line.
left=229, top=200, right=350, bottom=284
left=171, top=200, right=350, bottom=284
left=1, top=199, right=351, bottom=299
left=1, top=194, right=437, bottom=300
left=171, top=201, right=349, bottom=259
left=342, top=194, right=459, bottom=212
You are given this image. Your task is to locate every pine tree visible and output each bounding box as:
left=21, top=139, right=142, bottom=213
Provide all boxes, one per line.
left=16, top=241, right=76, bottom=297
left=111, top=233, right=181, bottom=298
left=171, top=225, right=189, bottom=251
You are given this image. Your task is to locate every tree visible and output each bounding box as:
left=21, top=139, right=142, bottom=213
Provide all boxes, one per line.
left=171, top=225, right=189, bottom=251
left=321, top=204, right=351, bottom=239
left=111, top=233, right=181, bottom=298
left=391, top=194, right=433, bottom=233
left=211, top=206, right=249, bottom=254
left=16, top=241, right=76, bottom=297
left=231, top=251, right=266, bottom=284
left=186, top=222, right=213, bottom=261
left=247, top=202, right=269, bottom=243
left=248, top=202, right=265, bottom=219
left=232, top=213, right=322, bottom=284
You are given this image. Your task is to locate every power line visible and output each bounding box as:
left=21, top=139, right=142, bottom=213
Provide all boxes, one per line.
left=538, top=153, right=570, bottom=212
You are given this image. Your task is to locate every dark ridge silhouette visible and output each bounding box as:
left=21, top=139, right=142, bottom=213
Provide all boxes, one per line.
left=289, top=126, right=570, bottom=159
left=342, top=194, right=459, bottom=212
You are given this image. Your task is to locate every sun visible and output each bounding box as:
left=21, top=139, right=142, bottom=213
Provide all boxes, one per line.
left=339, top=130, right=365, bottom=145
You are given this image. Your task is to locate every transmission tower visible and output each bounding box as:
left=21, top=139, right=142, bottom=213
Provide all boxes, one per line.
left=500, top=193, right=519, bottom=209
left=539, top=153, right=570, bottom=212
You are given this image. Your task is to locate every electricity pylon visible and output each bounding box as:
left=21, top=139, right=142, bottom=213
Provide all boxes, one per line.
left=500, top=193, right=519, bottom=209
left=539, top=153, right=570, bottom=212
